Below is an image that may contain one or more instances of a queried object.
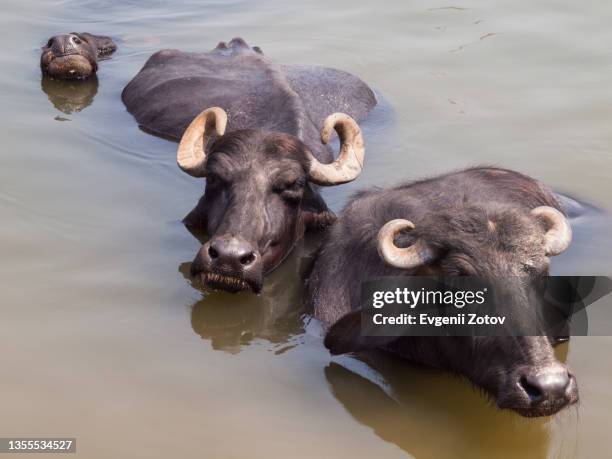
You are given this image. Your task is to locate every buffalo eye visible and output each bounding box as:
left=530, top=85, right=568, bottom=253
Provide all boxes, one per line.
left=444, top=255, right=477, bottom=276
left=273, top=178, right=304, bottom=200
left=73, top=36, right=82, bottom=45
left=205, top=174, right=226, bottom=188
left=457, top=266, right=477, bottom=276
left=521, top=263, right=541, bottom=276
left=522, top=264, right=535, bottom=274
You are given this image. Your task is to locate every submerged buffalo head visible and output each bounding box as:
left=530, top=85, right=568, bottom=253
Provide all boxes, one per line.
left=326, top=204, right=578, bottom=417
left=41, top=33, right=116, bottom=80
left=180, top=107, right=364, bottom=293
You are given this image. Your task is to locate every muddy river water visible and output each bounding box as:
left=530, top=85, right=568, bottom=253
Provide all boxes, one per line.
left=1, top=1, right=612, bottom=458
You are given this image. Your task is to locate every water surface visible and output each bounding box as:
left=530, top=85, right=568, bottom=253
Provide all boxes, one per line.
left=1, top=1, right=612, bottom=458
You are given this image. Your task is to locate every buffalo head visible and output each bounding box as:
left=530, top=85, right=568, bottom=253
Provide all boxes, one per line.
left=180, top=107, right=364, bottom=293
left=41, top=33, right=116, bottom=80
left=326, top=204, right=578, bottom=417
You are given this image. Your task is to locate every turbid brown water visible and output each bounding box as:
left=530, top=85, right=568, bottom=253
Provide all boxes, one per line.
left=1, top=1, right=612, bottom=458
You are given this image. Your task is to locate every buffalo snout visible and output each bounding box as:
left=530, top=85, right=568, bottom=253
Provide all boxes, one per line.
left=41, top=34, right=96, bottom=80
left=500, top=362, right=578, bottom=417
left=191, top=235, right=263, bottom=293
left=41, top=33, right=116, bottom=80
left=50, top=34, right=83, bottom=56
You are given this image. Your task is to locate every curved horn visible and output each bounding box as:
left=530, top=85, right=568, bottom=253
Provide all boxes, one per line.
left=531, top=206, right=572, bottom=256
left=176, top=107, right=227, bottom=177
left=307, top=113, right=365, bottom=186
left=377, top=219, right=436, bottom=270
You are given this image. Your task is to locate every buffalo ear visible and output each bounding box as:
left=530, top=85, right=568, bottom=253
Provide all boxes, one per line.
left=300, top=184, right=336, bottom=231
left=301, top=208, right=336, bottom=231
left=77, top=33, right=117, bottom=56
left=182, top=195, right=207, bottom=231
left=324, top=310, right=399, bottom=355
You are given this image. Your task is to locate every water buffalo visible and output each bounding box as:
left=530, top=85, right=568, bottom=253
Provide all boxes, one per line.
left=306, top=167, right=578, bottom=417
left=122, top=38, right=376, bottom=293
left=41, top=33, right=116, bottom=80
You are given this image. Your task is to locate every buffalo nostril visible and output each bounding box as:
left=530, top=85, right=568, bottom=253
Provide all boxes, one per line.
left=72, top=36, right=82, bottom=45
left=239, top=252, right=256, bottom=266
left=519, top=376, right=544, bottom=402
left=206, top=236, right=259, bottom=273
left=47, top=38, right=54, bottom=47
left=519, top=369, right=571, bottom=404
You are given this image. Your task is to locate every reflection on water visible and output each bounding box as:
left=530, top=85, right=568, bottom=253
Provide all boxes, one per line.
left=41, top=75, right=98, bottom=114
left=327, top=345, right=576, bottom=458
left=189, top=289, right=303, bottom=353
left=326, top=359, right=550, bottom=458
